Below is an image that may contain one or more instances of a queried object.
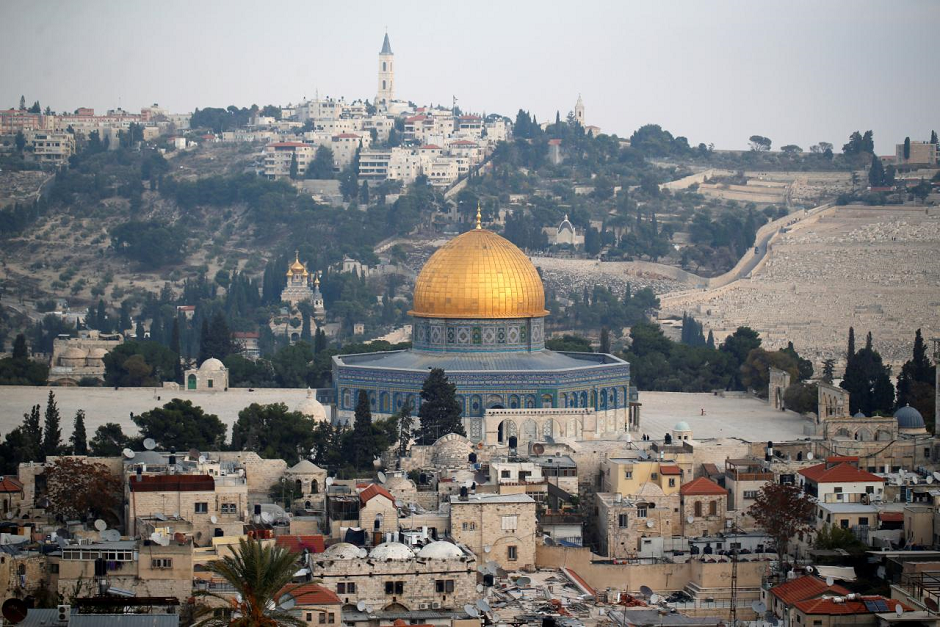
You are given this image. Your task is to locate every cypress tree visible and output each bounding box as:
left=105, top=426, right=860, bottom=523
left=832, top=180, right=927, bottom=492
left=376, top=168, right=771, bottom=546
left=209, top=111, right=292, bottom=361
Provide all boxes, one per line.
left=199, top=317, right=211, bottom=363
left=12, top=334, right=28, bottom=360
left=41, top=390, right=62, bottom=460
left=600, top=327, right=611, bottom=354
left=170, top=317, right=183, bottom=382
left=353, top=390, right=377, bottom=469
left=847, top=327, right=856, bottom=362
left=301, top=313, right=312, bottom=343
left=417, top=368, right=465, bottom=444
left=22, top=404, right=42, bottom=461
left=71, top=410, right=88, bottom=455
left=706, top=330, right=715, bottom=350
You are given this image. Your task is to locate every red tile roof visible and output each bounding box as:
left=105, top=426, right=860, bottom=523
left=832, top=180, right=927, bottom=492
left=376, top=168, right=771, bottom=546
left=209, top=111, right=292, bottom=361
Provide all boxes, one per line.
left=420, top=144, right=442, bottom=150
left=276, top=535, right=325, bottom=554
left=769, top=575, right=850, bottom=605
left=799, top=462, right=884, bottom=484
left=562, top=567, right=596, bottom=597
left=278, top=583, right=341, bottom=606
left=548, top=139, right=562, bottom=145
left=879, top=512, right=904, bottom=522
left=794, top=596, right=909, bottom=616
left=680, top=477, right=726, bottom=496
left=359, top=483, right=394, bottom=505
left=702, top=463, right=721, bottom=477
left=660, top=465, right=681, bottom=476
left=0, top=476, right=24, bottom=493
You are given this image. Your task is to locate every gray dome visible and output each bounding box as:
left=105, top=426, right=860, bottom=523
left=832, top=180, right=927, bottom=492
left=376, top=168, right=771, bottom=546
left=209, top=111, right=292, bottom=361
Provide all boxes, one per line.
left=853, top=412, right=866, bottom=419
left=370, top=542, right=414, bottom=561
left=417, top=541, right=463, bottom=559
left=895, top=404, right=925, bottom=429
left=321, top=542, right=362, bottom=560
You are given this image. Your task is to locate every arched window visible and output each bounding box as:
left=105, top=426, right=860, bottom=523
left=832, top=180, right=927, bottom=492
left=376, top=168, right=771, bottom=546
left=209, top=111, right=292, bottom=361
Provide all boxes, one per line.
left=709, top=500, right=718, bottom=516
left=541, top=393, right=553, bottom=408
left=382, top=61, right=387, bottom=72
left=342, top=389, right=352, bottom=409
left=311, top=479, right=318, bottom=494
left=374, top=513, right=383, bottom=530
left=694, top=501, right=702, bottom=517
left=382, top=80, right=386, bottom=89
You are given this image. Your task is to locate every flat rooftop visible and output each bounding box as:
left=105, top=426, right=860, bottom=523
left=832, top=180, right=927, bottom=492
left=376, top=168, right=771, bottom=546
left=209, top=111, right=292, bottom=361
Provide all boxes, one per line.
left=638, top=391, right=813, bottom=442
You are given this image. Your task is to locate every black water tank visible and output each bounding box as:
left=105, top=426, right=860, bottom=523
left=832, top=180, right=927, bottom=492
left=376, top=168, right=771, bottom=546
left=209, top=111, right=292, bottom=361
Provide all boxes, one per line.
left=469, top=452, right=477, bottom=463
left=508, top=435, right=518, bottom=449
left=459, top=486, right=468, bottom=499
left=254, top=504, right=261, bottom=516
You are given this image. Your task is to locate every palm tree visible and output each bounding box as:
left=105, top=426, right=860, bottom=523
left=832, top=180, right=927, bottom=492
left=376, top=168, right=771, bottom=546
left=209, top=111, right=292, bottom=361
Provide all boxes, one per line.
left=195, top=538, right=305, bottom=626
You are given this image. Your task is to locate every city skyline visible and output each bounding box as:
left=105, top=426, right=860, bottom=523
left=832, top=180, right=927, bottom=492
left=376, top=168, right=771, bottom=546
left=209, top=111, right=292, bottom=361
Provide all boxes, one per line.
left=2, top=0, right=937, bottom=153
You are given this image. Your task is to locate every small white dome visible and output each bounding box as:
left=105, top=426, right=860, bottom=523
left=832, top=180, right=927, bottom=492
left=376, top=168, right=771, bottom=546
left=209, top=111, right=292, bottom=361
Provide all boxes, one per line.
left=86, top=347, right=109, bottom=359
left=62, top=347, right=89, bottom=359
left=199, top=357, right=226, bottom=371
left=296, top=389, right=327, bottom=422
left=321, top=543, right=361, bottom=560
left=370, top=542, right=414, bottom=561
left=287, top=459, right=323, bottom=475
left=674, top=421, right=691, bottom=432
left=417, top=541, right=463, bottom=559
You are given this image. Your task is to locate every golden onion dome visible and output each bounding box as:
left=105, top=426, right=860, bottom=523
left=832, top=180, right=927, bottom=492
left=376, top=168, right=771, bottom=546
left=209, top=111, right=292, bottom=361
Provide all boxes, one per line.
left=287, top=250, right=306, bottom=275
left=410, top=228, right=548, bottom=319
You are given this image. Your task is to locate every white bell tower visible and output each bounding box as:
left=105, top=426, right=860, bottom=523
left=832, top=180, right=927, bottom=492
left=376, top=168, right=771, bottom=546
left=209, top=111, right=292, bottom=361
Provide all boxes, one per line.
left=376, top=33, right=394, bottom=109
left=574, top=94, right=585, bottom=127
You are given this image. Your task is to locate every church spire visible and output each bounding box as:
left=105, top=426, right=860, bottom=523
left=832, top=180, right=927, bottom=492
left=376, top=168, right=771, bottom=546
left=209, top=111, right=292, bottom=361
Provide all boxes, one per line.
left=381, top=32, right=393, bottom=55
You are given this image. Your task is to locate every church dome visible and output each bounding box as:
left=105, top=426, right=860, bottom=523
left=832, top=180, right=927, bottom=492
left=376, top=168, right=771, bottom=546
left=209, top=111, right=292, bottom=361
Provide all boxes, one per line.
left=321, top=542, right=361, bottom=560
left=296, top=389, right=328, bottom=423
left=895, top=404, right=925, bottom=430
left=417, top=541, right=464, bottom=559
left=410, top=226, right=547, bottom=320
left=199, top=357, right=225, bottom=372
left=674, top=421, right=691, bottom=432
left=370, top=542, right=414, bottom=561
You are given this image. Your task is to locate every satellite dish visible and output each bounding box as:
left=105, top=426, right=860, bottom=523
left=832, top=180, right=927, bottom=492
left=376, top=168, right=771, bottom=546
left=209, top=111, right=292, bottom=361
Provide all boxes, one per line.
left=687, top=515, right=695, bottom=524
left=94, top=519, right=107, bottom=531
left=122, top=448, right=135, bottom=459
left=640, top=586, right=654, bottom=597
left=476, top=584, right=484, bottom=593
left=928, top=475, right=935, bottom=484
left=650, top=594, right=661, bottom=604
left=105, top=530, right=121, bottom=542
left=752, top=601, right=767, bottom=614
left=2, top=598, right=28, bottom=624
left=56, top=528, right=70, bottom=539
left=646, top=519, right=655, bottom=528
left=516, top=576, right=531, bottom=587
left=56, top=536, right=69, bottom=549
left=278, top=594, right=296, bottom=611
left=378, top=471, right=387, bottom=484
left=533, top=443, right=545, bottom=455
left=260, top=512, right=273, bottom=524
left=198, top=455, right=206, bottom=464
left=465, top=605, right=480, bottom=617
left=154, top=512, right=167, bottom=521
left=143, top=438, right=156, bottom=450
left=210, top=515, right=218, bottom=524
left=356, top=601, right=366, bottom=612
left=770, top=619, right=780, bottom=627
left=325, top=476, right=334, bottom=486
left=358, top=548, right=368, bottom=558
left=373, top=457, right=382, bottom=469
left=806, top=452, right=814, bottom=460
left=477, top=599, right=491, bottom=612
left=483, top=545, right=491, bottom=553
left=896, top=605, right=904, bottom=617
left=826, top=576, right=834, bottom=586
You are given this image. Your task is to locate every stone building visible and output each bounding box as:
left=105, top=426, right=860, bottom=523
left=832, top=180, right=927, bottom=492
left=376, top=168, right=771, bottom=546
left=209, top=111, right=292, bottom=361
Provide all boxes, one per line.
left=358, top=483, right=399, bottom=541
left=127, top=473, right=248, bottom=545
left=376, top=33, right=394, bottom=109
left=281, top=251, right=315, bottom=306
left=679, top=477, right=728, bottom=538
left=768, top=367, right=791, bottom=410
left=310, top=540, right=477, bottom=613
left=48, top=330, right=123, bottom=385
left=602, top=453, right=683, bottom=496
left=183, top=357, right=229, bottom=391
left=332, top=215, right=634, bottom=440
left=449, top=492, right=537, bottom=570
left=279, top=582, right=343, bottom=626
left=284, top=459, right=328, bottom=515
left=50, top=539, right=194, bottom=601
left=552, top=215, right=584, bottom=247
left=596, top=483, right=679, bottom=559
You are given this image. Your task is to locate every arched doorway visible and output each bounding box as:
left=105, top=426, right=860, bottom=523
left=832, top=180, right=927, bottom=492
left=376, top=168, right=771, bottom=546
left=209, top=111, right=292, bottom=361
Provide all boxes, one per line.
left=497, top=419, right=517, bottom=444
left=187, top=374, right=197, bottom=390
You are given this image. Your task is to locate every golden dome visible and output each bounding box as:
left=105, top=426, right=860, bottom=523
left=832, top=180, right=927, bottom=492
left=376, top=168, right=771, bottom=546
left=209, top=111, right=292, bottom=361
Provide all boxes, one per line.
left=287, top=250, right=306, bottom=276
left=410, top=228, right=548, bottom=319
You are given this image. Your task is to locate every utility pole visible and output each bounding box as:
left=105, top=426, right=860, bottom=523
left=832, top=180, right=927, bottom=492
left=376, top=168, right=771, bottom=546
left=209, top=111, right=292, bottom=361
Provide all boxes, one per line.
left=729, top=519, right=740, bottom=626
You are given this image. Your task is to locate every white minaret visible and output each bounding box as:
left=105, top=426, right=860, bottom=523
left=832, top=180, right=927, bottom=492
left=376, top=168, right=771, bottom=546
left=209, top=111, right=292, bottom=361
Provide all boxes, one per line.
left=376, top=33, right=394, bottom=109
left=933, top=338, right=940, bottom=433
left=574, top=94, right=585, bottom=126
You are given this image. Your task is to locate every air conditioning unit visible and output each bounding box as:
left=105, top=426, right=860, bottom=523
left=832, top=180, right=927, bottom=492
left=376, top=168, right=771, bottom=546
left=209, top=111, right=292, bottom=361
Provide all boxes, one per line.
left=431, top=602, right=440, bottom=609
left=419, top=603, right=429, bottom=610
left=58, top=605, right=70, bottom=622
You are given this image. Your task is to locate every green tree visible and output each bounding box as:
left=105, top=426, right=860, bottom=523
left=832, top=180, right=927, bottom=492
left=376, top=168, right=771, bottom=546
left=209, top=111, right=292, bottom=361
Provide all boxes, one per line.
left=199, top=311, right=235, bottom=362
left=104, top=341, right=179, bottom=386
left=868, top=155, right=886, bottom=187
left=748, top=135, right=772, bottom=151
left=41, top=391, right=62, bottom=460
left=841, top=342, right=895, bottom=416
left=289, top=152, right=298, bottom=180
left=396, top=398, right=414, bottom=458
left=133, top=399, right=226, bottom=450
left=822, top=359, right=835, bottom=384
left=740, top=348, right=799, bottom=397
left=15, top=131, right=26, bottom=152
left=170, top=317, right=183, bottom=383
left=306, top=146, right=335, bottom=179
left=814, top=524, right=867, bottom=554
left=783, top=382, right=818, bottom=414
left=847, top=326, right=856, bottom=362
left=71, top=410, right=88, bottom=455
left=903, top=137, right=911, bottom=160
left=13, top=334, right=28, bottom=359
left=416, top=368, right=464, bottom=444
left=194, top=538, right=304, bottom=627
left=896, top=329, right=936, bottom=430
left=89, top=422, right=131, bottom=457
left=781, top=341, right=814, bottom=381
left=0, top=334, right=49, bottom=385
left=599, top=327, right=611, bottom=354
left=351, top=390, right=379, bottom=469
left=720, top=326, right=762, bottom=389
left=545, top=335, right=593, bottom=352
left=230, top=403, right=318, bottom=466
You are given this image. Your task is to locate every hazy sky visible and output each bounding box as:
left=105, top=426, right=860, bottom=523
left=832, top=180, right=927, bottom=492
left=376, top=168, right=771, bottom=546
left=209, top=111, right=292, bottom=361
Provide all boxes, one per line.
left=3, top=0, right=937, bottom=153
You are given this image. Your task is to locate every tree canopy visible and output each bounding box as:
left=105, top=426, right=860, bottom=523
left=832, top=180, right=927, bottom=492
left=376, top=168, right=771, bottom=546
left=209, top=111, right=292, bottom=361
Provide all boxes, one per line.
left=133, top=399, right=227, bottom=450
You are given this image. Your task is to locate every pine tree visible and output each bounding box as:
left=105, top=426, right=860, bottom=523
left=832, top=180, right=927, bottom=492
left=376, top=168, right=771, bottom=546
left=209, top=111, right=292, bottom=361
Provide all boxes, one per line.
left=12, top=334, right=28, bottom=360
left=71, top=410, right=88, bottom=455
left=822, top=359, right=835, bottom=384
left=417, top=368, right=464, bottom=444
left=847, top=327, right=856, bottom=362
left=96, top=300, right=109, bottom=332
left=314, top=328, right=327, bottom=353
left=22, top=404, right=42, bottom=461
left=865, top=331, right=873, bottom=351
left=706, top=330, right=715, bottom=350
left=931, top=130, right=938, bottom=146
left=896, top=329, right=937, bottom=420
left=396, top=399, right=414, bottom=459
left=170, top=317, right=183, bottom=382
left=301, top=313, right=312, bottom=343
left=41, top=390, right=62, bottom=460
left=353, top=390, right=377, bottom=469
left=599, top=327, right=611, bottom=354
left=199, top=317, right=211, bottom=362
left=868, top=155, right=886, bottom=187
left=903, top=137, right=911, bottom=160
left=136, top=319, right=146, bottom=341
left=289, top=152, right=298, bottom=180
